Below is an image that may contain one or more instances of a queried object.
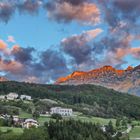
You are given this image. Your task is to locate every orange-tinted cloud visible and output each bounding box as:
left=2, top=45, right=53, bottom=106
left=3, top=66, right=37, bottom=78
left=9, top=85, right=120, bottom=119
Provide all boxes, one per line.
left=84, top=28, right=103, bottom=41
left=114, top=47, right=140, bottom=61
left=62, top=28, right=103, bottom=45
left=46, top=1, right=100, bottom=25
left=0, top=39, right=21, bottom=55
left=0, top=39, right=7, bottom=50
left=130, top=48, right=140, bottom=59
left=0, top=39, right=10, bottom=55
left=11, top=45, right=21, bottom=53
left=0, top=39, right=23, bottom=74
left=115, top=48, right=129, bottom=59
left=0, top=59, right=23, bottom=74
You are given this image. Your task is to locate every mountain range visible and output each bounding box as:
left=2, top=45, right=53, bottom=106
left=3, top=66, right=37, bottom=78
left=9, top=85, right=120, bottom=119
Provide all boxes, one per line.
left=56, top=65, right=140, bottom=96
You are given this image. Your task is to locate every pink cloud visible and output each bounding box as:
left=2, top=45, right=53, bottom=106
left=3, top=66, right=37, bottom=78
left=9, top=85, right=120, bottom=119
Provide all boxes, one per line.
left=0, top=39, right=10, bottom=55
left=0, top=39, right=7, bottom=50
left=0, top=59, right=23, bottom=74
left=47, top=2, right=100, bottom=25
left=130, top=48, right=140, bottom=59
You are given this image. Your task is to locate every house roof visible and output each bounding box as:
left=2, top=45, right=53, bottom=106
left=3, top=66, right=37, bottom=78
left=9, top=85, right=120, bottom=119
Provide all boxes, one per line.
left=24, top=119, right=38, bottom=124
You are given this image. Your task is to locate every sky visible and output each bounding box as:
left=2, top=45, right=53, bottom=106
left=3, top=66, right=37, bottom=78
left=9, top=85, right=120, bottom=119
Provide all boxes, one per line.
left=0, top=0, right=140, bottom=83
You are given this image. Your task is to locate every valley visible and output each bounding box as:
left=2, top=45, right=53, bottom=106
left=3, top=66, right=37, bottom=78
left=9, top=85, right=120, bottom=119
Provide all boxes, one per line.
left=0, top=82, right=140, bottom=139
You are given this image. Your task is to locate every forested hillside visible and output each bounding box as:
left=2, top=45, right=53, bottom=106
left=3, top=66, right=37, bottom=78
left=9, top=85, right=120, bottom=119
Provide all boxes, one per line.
left=0, top=81, right=140, bottom=119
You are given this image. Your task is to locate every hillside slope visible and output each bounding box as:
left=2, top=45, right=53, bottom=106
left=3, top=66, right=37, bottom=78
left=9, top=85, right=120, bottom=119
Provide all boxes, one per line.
left=56, top=65, right=140, bottom=96
left=0, top=81, right=140, bottom=119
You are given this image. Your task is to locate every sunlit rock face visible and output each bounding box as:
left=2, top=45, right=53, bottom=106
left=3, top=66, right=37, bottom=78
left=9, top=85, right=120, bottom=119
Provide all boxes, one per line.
left=0, top=77, right=8, bottom=82
left=56, top=65, right=140, bottom=96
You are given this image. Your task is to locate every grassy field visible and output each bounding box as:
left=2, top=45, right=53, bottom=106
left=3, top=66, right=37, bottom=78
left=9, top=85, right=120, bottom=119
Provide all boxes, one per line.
left=129, top=126, right=140, bottom=138
left=38, top=112, right=116, bottom=126
left=18, top=110, right=116, bottom=126
left=0, top=127, right=23, bottom=134
left=131, top=120, right=140, bottom=126
left=72, top=115, right=116, bottom=126
left=19, top=110, right=32, bottom=118
left=38, top=116, right=53, bottom=125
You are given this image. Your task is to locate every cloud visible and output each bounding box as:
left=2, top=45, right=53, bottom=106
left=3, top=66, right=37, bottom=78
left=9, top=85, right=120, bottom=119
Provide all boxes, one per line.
left=114, top=0, right=140, bottom=19
left=0, top=39, right=21, bottom=56
left=0, top=38, right=70, bottom=83
left=0, top=0, right=42, bottom=22
left=45, top=0, right=100, bottom=25
left=130, top=48, right=140, bottom=60
left=0, top=39, right=10, bottom=55
left=7, top=36, right=16, bottom=43
left=0, top=39, right=7, bottom=50
left=10, top=48, right=69, bottom=83
left=2, top=48, right=69, bottom=83
left=0, top=0, right=100, bottom=25
left=98, top=51, right=127, bottom=69
left=0, top=58, right=23, bottom=74
left=12, top=46, right=35, bottom=64
left=0, top=2, right=15, bottom=23
left=17, top=0, right=42, bottom=14
left=99, top=0, right=140, bottom=30
left=61, top=28, right=102, bottom=70
left=92, top=32, right=133, bottom=65
left=40, top=49, right=69, bottom=80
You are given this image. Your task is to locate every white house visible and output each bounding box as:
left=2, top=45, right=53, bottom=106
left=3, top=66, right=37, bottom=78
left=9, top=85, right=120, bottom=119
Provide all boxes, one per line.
left=0, top=115, right=5, bottom=119
left=20, top=95, right=31, bottom=100
left=13, top=116, right=19, bottom=122
left=0, top=95, right=5, bottom=100
left=6, top=93, right=18, bottom=100
left=22, top=119, right=39, bottom=128
left=0, top=114, right=10, bottom=119
left=50, top=107, right=73, bottom=116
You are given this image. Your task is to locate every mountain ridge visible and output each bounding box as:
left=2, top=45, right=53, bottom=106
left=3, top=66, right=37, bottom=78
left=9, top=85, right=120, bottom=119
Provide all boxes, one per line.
left=56, top=65, right=140, bottom=96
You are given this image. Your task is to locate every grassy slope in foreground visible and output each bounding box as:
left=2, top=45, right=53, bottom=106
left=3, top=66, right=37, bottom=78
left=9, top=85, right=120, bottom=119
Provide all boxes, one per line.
left=129, top=126, right=140, bottom=138
left=0, top=127, right=23, bottom=134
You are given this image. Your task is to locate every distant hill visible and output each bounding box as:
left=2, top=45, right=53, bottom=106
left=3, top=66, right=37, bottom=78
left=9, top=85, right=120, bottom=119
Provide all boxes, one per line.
left=56, top=65, right=140, bottom=96
left=0, top=81, right=140, bottom=119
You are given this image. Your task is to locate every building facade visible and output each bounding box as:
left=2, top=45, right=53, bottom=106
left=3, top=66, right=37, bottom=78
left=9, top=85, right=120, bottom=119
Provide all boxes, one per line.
left=50, top=107, right=73, bottom=116
left=20, top=95, right=31, bottom=100
left=6, top=93, right=18, bottom=100
left=22, top=119, right=39, bottom=128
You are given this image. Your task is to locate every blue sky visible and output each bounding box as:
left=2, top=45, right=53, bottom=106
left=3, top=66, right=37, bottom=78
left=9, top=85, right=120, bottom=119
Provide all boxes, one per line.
left=0, top=8, right=100, bottom=50
left=0, top=0, right=140, bottom=83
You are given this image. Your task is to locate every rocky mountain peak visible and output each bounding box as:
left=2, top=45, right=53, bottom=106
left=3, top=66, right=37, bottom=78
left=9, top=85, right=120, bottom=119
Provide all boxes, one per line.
left=0, top=77, right=8, bottom=82
left=55, top=65, right=140, bottom=96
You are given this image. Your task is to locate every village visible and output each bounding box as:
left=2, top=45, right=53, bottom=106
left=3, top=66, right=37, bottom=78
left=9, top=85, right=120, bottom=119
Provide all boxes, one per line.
left=0, top=92, right=140, bottom=140
left=0, top=92, right=73, bottom=129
